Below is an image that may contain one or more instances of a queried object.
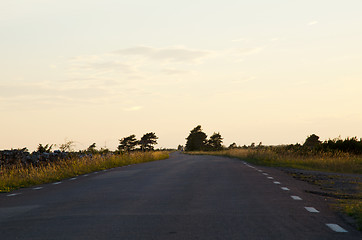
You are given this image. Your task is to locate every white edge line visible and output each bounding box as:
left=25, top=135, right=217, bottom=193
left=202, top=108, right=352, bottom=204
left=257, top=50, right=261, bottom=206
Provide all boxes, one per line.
left=291, top=195, right=302, bottom=200
left=6, top=193, right=21, bottom=197
left=326, top=223, right=348, bottom=233
left=305, top=207, right=319, bottom=213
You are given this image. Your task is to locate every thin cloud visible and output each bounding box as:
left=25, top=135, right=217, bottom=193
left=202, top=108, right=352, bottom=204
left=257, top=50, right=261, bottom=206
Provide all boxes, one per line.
left=113, top=46, right=212, bottom=63
left=0, top=80, right=114, bottom=110
left=308, top=21, right=318, bottom=26
left=231, top=38, right=252, bottom=43
left=270, top=38, right=279, bottom=42
left=79, top=61, right=133, bottom=72
left=123, top=106, right=143, bottom=111
left=231, top=76, right=256, bottom=84
left=161, top=68, right=190, bottom=75
left=228, top=47, right=264, bottom=57
left=69, top=55, right=135, bottom=73
left=231, top=38, right=247, bottom=42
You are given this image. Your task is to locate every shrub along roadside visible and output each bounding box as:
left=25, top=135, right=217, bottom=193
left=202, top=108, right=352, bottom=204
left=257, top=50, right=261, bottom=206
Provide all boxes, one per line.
left=0, top=151, right=169, bottom=193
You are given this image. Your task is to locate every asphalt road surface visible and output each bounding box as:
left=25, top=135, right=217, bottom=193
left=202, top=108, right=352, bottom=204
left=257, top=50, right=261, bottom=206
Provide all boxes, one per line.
left=1, top=152, right=361, bottom=239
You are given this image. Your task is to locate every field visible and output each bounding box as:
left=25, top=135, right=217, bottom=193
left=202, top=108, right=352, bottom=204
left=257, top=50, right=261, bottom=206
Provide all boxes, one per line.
left=0, top=151, right=169, bottom=193
left=188, top=148, right=362, bottom=230
left=190, top=148, right=362, bottom=174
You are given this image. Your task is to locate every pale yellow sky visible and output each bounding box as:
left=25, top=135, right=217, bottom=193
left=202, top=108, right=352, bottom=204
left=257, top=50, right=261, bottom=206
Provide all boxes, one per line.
left=1, top=0, right=362, bottom=151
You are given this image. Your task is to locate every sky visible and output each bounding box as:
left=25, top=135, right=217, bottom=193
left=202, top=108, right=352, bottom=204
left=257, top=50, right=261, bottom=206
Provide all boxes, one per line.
left=1, top=0, right=362, bottom=151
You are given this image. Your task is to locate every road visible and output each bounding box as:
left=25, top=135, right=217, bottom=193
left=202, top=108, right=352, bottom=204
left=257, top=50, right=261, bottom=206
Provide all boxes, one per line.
left=0, top=152, right=361, bottom=239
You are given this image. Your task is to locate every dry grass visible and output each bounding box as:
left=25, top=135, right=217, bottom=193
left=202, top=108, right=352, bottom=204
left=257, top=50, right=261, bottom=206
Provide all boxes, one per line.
left=189, top=148, right=362, bottom=174
left=0, top=151, right=169, bottom=193
left=337, top=199, right=362, bottom=230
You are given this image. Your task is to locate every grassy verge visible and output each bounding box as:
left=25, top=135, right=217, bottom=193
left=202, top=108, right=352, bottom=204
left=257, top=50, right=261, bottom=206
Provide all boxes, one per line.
left=337, top=199, right=362, bottom=230
left=188, top=148, right=362, bottom=174
left=0, top=151, right=169, bottom=193
left=187, top=149, right=362, bottom=230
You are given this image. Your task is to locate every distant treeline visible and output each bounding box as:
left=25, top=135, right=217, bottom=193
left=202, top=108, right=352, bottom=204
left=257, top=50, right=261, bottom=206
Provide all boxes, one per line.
left=283, top=134, right=362, bottom=155
left=183, top=125, right=362, bottom=155
left=233, top=134, right=362, bottom=155
left=0, top=132, right=167, bottom=167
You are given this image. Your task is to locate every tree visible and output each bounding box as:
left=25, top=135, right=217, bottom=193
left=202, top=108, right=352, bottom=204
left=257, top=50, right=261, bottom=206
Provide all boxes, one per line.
left=87, top=143, right=97, bottom=154
left=228, top=142, right=238, bottom=149
left=37, top=144, right=53, bottom=153
left=207, top=132, right=224, bottom=150
left=59, top=140, right=75, bottom=152
left=118, top=135, right=138, bottom=153
left=139, top=132, right=158, bottom=151
left=304, top=134, right=321, bottom=148
left=185, top=125, right=207, bottom=151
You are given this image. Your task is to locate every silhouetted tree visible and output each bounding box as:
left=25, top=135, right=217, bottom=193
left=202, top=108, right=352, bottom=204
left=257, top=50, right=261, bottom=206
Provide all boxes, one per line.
left=185, top=125, right=207, bottom=151
left=207, top=132, right=224, bottom=150
left=99, top=147, right=110, bottom=155
left=139, top=132, right=158, bottom=151
left=228, top=142, right=238, bottom=149
left=59, top=140, right=75, bottom=152
left=304, top=134, right=321, bottom=148
left=37, top=144, right=53, bottom=153
left=87, top=143, right=97, bottom=154
left=118, top=135, right=138, bottom=153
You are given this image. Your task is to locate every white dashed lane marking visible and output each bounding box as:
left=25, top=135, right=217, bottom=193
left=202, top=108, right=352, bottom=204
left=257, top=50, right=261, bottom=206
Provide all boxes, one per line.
left=69, top=178, right=77, bottom=181
left=305, top=207, right=319, bottom=213
left=247, top=165, right=347, bottom=234
left=52, top=182, right=62, bottom=185
left=83, top=174, right=89, bottom=177
left=32, top=187, right=43, bottom=190
left=326, top=223, right=348, bottom=233
left=6, top=193, right=21, bottom=197
left=291, top=195, right=302, bottom=200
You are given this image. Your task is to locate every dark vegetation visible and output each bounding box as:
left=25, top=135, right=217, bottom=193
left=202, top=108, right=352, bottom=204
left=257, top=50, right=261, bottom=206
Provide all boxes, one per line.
left=279, top=134, right=362, bottom=155
left=185, top=125, right=223, bottom=151
left=185, top=125, right=362, bottom=157
left=117, top=132, right=158, bottom=153
left=0, top=132, right=160, bottom=168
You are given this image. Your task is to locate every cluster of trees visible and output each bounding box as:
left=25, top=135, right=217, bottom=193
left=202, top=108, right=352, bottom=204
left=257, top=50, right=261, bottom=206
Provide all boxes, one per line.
left=34, top=132, right=159, bottom=155
left=274, top=134, right=362, bottom=155
left=185, top=125, right=224, bottom=151
left=117, top=132, right=158, bottom=153
left=299, top=134, right=362, bottom=154
left=183, top=128, right=362, bottom=155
